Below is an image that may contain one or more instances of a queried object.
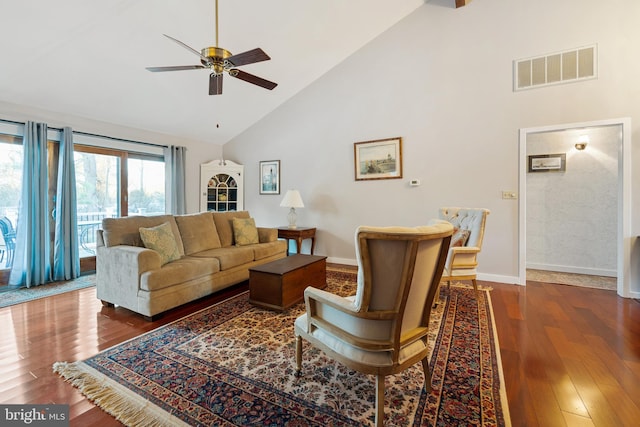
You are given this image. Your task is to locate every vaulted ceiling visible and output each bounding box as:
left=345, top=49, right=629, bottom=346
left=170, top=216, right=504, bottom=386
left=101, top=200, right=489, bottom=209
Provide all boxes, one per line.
left=1, top=1, right=442, bottom=145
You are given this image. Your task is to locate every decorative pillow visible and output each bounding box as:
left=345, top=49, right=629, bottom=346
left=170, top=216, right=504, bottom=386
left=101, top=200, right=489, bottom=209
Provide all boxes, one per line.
left=232, top=217, right=259, bottom=246
left=451, top=227, right=471, bottom=247
left=139, top=222, right=181, bottom=265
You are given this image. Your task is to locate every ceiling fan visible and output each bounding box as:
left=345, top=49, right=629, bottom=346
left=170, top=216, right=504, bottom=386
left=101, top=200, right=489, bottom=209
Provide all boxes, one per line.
left=146, top=0, right=277, bottom=95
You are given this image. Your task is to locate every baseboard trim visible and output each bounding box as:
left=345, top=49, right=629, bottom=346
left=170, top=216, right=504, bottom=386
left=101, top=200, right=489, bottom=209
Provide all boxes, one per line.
left=526, top=263, right=616, bottom=277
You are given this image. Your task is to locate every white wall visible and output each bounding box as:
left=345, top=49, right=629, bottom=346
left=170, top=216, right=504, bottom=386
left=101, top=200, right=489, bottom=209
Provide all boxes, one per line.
left=222, top=0, right=640, bottom=288
left=526, top=127, right=618, bottom=276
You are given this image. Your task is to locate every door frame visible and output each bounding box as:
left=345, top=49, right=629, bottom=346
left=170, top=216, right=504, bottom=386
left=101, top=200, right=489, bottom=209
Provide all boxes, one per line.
left=518, top=117, right=633, bottom=298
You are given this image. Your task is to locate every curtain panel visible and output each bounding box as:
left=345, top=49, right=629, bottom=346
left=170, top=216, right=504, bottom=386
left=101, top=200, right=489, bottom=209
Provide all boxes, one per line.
left=53, top=127, right=80, bottom=281
left=164, top=145, right=187, bottom=215
left=9, top=122, right=52, bottom=287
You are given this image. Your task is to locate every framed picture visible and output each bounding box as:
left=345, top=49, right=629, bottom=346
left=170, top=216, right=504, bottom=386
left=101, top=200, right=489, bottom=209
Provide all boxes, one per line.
left=354, top=137, right=403, bottom=181
left=259, top=160, right=280, bottom=194
left=528, top=153, right=566, bottom=172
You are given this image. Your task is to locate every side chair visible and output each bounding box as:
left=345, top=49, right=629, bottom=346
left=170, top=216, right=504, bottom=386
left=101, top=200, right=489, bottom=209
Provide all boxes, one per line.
left=294, top=222, right=453, bottom=427
left=438, top=207, right=490, bottom=292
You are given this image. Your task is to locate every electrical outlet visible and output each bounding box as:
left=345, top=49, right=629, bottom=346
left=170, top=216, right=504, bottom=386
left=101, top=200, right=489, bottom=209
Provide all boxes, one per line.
left=502, top=191, right=518, bottom=199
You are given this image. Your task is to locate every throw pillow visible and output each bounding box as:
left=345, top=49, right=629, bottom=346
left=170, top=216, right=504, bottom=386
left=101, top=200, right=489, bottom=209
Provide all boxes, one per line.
left=451, top=227, right=471, bottom=247
left=139, top=222, right=181, bottom=265
left=232, top=217, right=259, bottom=246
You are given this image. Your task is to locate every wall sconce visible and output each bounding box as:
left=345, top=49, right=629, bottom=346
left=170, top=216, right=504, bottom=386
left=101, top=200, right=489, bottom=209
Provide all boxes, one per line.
left=575, top=135, right=589, bottom=150
left=280, top=189, right=304, bottom=229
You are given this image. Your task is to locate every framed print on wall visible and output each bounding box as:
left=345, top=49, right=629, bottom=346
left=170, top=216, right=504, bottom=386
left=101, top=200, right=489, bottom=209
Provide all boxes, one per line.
left=354, top=137, right=403, bottom=181
left=259, top=160, right=280, bottom=194
left=528, top=153, right=566, bottom=172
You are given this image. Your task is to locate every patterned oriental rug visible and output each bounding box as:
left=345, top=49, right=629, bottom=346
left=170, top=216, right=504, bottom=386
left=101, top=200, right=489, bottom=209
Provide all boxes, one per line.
left=54, top=269, right=511, bottom=427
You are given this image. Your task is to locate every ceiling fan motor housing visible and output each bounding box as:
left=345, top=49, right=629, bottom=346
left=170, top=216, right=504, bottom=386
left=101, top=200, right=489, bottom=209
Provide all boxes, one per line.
left=201, top=47, right=232, bottom=74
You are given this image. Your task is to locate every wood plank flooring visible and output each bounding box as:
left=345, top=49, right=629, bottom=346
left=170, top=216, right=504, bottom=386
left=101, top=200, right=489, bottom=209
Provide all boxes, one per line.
left=1, top=272, right=639, bottom=426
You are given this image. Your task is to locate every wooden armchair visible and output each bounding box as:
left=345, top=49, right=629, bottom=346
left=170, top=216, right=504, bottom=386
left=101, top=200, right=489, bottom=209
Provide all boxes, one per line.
left=438, top=207, right=490, bottom=291
left=294, top=222, right=453, bottom=426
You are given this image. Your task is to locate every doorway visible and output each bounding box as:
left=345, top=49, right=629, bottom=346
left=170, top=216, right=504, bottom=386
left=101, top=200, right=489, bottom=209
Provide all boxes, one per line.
left=518, top=118, right=632, bottom=298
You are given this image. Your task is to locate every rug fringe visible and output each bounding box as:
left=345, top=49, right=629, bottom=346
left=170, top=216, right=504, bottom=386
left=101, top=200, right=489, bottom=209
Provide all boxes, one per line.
left=53, top=361, right=188, bottom=427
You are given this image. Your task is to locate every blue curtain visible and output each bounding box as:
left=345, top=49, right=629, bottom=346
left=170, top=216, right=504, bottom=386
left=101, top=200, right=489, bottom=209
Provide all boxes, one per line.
left=9, top=122, right=52, bottom=287
left=164, top=145, right=187, bottom=214
left=53, top=127, right=80, bottom=281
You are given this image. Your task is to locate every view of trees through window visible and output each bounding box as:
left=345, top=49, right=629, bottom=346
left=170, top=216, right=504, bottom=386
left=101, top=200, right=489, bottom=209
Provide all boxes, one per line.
left=0, top=140, right=22, bottom=226
left=75, top=151, right=120, bottom=219
left=128, top=157, right=165, bottom=216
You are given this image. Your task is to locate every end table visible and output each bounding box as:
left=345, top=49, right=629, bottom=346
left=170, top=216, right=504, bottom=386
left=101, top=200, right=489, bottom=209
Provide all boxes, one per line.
left=277, top=226, right=316, bottom=255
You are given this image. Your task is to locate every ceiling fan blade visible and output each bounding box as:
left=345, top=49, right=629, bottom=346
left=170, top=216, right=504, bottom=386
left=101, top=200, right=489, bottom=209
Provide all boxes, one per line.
left=225, top=48, right=271, bottom=67
left=209, top=73, right=223, bottom=95
left=163, top=34, right=210, bottom=64
left=146, top=65, right=205, bottom=72
left=229, top=69, right=277, bottom=90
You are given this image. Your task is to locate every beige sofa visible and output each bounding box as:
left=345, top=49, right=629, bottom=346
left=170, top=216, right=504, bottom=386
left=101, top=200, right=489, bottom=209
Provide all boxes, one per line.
left=96, top=211, right=287, bottom=319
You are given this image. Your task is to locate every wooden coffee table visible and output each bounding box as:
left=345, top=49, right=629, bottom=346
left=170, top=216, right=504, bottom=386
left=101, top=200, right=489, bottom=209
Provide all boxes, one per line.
left=249, top=254, right=327, bottom=311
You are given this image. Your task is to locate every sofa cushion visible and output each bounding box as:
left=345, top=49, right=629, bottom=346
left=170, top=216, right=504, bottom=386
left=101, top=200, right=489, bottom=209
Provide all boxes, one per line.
left=139, top=222, right=182, bottom=265
left=101, top=215, right=185, bottom=255
left=175, top=212, right=222, bottom=255
left=190, top=246, right=255, bottom=270
left=212, top=211, right=250, bottom=247
left=250, top=240, right=288, bottom=260
left=257, top=227, right=277, bottom=243
left=233, top=217, right=259, bottom=246
left=140, top=256, right=221, bottom=291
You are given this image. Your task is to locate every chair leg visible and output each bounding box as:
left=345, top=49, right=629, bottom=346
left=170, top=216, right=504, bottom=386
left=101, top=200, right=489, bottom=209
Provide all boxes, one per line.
left=421, top=358, right=432, bottom=392
left=375, top=375, right=385, bottom=427
left=295, top=335, right=303, bottom=377
left=471, top=278, right=478, bottom=292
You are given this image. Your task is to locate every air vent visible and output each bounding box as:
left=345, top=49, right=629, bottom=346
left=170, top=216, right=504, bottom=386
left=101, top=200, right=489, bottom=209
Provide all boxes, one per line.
left=514, top=45, right=597, bottom=91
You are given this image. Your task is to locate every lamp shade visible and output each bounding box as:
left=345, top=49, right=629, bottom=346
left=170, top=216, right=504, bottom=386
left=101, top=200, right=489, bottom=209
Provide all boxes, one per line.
left=280, top=190, right=304, bottom=208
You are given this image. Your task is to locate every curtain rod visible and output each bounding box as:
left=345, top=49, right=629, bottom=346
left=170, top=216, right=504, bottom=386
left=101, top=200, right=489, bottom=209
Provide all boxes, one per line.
left=1, top=118, right=169, bottom=149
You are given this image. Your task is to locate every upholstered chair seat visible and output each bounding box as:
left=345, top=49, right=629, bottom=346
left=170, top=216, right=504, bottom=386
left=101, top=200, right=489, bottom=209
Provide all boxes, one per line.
left=294, top=222, right=453, bottom=427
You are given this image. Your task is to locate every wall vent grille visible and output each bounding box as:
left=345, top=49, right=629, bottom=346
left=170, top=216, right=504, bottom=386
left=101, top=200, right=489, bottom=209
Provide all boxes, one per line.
left=514, top=45, right=597, bottom=91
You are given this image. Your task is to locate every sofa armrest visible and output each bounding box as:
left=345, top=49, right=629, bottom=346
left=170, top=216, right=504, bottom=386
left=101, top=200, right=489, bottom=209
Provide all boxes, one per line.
left=257, top=227, right=278, bottom=243
left=96, top=245, right=162, bottom=306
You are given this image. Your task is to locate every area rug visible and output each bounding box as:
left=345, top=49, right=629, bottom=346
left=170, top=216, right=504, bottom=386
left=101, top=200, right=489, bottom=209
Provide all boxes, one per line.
left=0, top=274, right=95, bottom=308
left=54, top=269, right=511, bottom=426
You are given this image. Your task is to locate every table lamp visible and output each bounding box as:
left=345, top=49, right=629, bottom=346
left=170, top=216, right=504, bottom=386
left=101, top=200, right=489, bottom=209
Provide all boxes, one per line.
left=280, top=190, right=304, bottom=229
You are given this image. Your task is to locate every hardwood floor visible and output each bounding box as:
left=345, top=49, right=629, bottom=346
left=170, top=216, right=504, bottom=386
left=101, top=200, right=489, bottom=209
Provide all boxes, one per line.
left=1, top=273, right=639, bottom=426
